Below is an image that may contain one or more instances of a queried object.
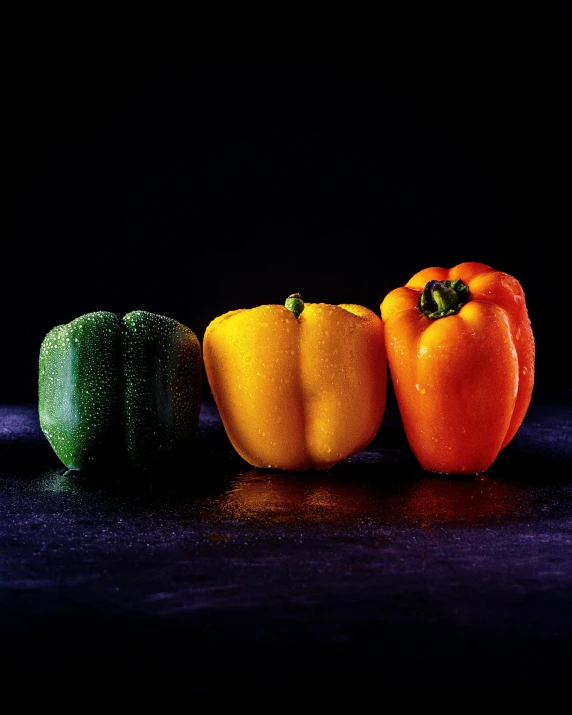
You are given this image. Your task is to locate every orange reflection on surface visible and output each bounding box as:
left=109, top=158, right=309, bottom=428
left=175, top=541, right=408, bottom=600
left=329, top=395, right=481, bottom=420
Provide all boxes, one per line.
left=401, top=475, right=534, bottom=525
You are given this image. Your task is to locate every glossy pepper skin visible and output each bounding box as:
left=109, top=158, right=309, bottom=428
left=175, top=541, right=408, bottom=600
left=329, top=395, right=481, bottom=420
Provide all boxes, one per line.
left=203, top=294, right=387, bottom=471
left=39, top=310, right=202, bottom=470
left=380, top=262, right=534, bottom=475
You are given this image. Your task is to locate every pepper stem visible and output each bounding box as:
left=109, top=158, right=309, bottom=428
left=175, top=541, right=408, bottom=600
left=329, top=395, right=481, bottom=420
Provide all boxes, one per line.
left=417, top=279, right=470, bottom=319
left=285, top=293, right=305, bottom=318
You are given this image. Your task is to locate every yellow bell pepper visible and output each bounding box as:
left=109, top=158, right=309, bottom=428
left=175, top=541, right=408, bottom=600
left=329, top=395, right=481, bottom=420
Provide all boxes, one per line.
left=203, top=294, right=387, bottom=471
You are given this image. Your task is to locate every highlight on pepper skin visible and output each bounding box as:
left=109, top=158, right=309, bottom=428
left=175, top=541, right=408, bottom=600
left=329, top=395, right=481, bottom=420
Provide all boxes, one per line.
left=203, top=294, right=388, bottom=471
left=380, top=261, right=535, bottom=475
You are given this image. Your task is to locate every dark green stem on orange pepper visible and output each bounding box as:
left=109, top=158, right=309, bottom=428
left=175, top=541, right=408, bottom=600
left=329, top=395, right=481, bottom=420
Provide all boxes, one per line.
left=417, top=279, right=470, bottom=319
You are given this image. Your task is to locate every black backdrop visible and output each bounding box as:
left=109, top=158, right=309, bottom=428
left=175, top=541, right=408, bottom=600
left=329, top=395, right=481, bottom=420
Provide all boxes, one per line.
left=6, top=17, right=570, bottom=405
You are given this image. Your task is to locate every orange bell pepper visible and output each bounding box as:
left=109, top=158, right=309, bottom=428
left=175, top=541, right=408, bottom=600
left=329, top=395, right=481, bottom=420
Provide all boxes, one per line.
left=380, top=262, right=534, bottom=475
left=203, top=294, right=387, bottom=471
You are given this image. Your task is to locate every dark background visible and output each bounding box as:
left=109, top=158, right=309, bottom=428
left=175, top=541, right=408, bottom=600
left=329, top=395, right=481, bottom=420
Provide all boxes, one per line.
left=6, top=15, right=570, bottom=405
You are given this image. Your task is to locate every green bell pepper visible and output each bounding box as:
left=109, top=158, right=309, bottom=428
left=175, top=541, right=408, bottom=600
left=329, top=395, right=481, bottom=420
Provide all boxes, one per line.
left=38, top=310, right=202, bottom=471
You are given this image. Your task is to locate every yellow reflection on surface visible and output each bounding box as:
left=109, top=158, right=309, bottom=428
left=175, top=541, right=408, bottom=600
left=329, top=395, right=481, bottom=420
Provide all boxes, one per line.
left=219, top=471, right=381, bottom=524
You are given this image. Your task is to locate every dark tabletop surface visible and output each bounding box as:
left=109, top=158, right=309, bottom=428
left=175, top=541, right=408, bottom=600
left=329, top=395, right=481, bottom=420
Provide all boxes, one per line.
left=1, top=395, right=571, bottom=699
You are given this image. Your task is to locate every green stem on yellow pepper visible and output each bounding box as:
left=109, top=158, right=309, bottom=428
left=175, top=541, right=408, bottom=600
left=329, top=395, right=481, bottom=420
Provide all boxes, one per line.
left=285, top=293, right=305, bottom=318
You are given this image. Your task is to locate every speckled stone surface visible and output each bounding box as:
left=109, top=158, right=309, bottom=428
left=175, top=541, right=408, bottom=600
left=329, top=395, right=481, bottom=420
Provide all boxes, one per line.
left=1, top=397, right=571, bottom=699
